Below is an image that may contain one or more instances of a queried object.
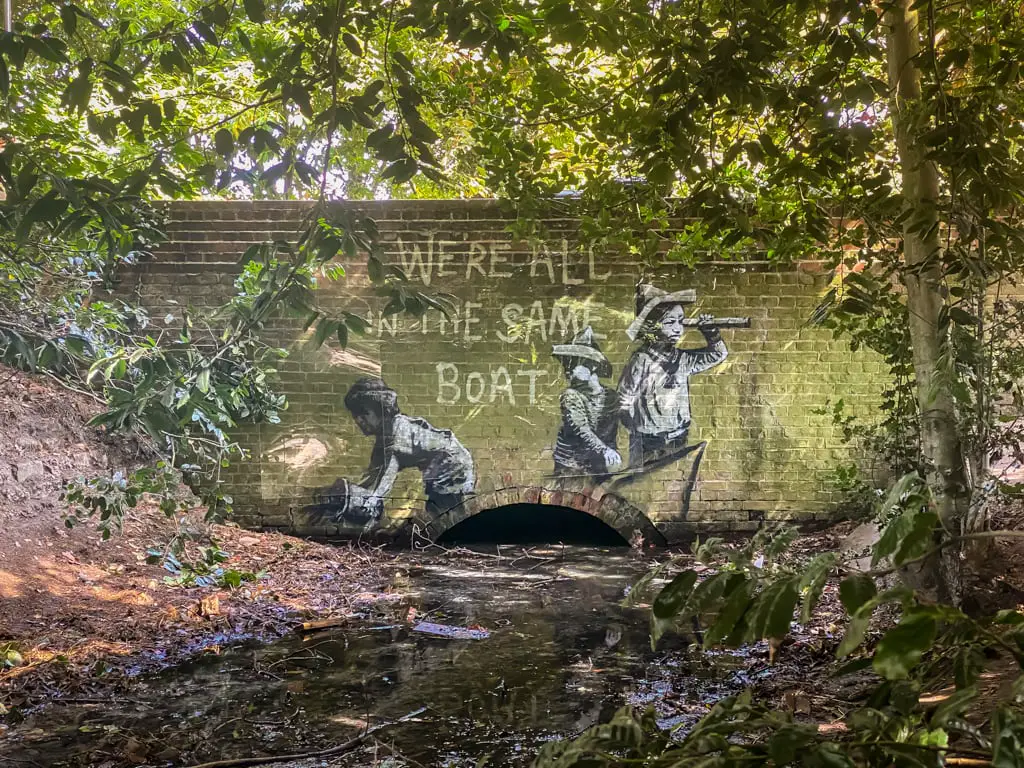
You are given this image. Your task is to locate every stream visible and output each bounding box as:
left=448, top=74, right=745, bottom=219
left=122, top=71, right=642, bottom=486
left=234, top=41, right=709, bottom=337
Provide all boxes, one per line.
left=2, top=546, right=772, bottom=767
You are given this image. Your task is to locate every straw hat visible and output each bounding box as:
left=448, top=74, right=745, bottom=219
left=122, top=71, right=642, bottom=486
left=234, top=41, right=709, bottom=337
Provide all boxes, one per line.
left=625, top=283, right=697, bottom=341
left=551, top=326, right=613, bottom=379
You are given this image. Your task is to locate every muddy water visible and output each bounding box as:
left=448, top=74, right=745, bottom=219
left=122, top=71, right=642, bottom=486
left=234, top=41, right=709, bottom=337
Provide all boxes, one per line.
left=3, top=547, right=763, bottom=767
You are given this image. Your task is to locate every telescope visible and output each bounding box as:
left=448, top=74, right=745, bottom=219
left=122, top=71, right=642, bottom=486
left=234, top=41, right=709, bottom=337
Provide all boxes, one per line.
left=681, top=317, right=751, bottom=328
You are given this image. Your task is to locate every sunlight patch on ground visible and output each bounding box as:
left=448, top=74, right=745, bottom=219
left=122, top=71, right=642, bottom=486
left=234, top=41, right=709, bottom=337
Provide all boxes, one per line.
left=3, top=640, right=135, bottom=682
left=0, top=568, right=23, bottom=598
left=36, top=558, right=110, bottom=597
left=89, top=586, right=156, bottom=606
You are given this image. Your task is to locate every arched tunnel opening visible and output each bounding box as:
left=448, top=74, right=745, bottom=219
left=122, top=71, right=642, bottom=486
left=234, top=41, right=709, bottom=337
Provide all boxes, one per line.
left=436, top=503, right=630, bottom=546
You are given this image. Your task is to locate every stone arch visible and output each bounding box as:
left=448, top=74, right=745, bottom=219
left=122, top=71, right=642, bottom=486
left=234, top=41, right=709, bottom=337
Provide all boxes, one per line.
left=420, top=485, right=667, bottom=546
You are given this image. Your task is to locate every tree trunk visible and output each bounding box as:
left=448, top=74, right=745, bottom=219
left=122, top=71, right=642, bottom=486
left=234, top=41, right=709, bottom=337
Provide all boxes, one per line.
left=886, top=0, right=970, bottom=606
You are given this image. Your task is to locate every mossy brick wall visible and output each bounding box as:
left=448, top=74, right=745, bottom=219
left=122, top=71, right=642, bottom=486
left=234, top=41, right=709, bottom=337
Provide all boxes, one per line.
left=121, top=200, right=888, bottom=543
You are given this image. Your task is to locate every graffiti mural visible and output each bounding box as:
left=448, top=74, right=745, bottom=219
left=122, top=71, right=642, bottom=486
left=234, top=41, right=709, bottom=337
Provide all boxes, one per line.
left=145, top=204, right=874, bottom=542
left=607, top=283, right=750, bottom=515
left=292, top=265, right=752, bottom=534
left=618, top=285, right=725, bottom=465
left=550, top=326, right=622, bottom=482
left=304, top=377, right=475, bottom=529
left=303, top=282, right=752, bottom=531
left=542, top=284, right=751, bottom=518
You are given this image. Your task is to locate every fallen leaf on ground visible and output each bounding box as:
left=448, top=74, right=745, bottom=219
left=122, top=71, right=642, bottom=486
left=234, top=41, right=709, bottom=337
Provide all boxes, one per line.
left=199, top=595, right=220, bottom=617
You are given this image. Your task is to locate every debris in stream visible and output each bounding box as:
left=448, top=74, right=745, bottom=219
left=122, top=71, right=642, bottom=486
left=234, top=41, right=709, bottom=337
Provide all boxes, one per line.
left=298, top=617, right=349, bottom=632
left=0, top=546, right=817, bottom=768
left=181, top=706, right=428, bottom=768
left=412, top=621, right=491, bottom=640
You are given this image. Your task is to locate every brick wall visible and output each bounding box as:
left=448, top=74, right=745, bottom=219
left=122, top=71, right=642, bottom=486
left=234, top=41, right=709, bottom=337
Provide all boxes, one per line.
left=122, top=200, right=888, bottom=543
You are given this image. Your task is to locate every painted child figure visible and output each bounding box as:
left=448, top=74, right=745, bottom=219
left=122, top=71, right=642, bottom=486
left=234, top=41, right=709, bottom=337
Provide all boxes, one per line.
left=617, top=283, right=728, bottom=468
left=551, top=327, right=622, bottom=482
left=344, top=377, right=475, bottom=520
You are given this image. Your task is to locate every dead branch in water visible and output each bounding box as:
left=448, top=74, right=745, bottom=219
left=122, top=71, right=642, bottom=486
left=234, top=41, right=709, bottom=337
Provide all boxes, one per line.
left=296, top=617, right=348, bottom=632
left=410, top=525, right=565, bottom=565
left=182, top=706, right=428, bottom=768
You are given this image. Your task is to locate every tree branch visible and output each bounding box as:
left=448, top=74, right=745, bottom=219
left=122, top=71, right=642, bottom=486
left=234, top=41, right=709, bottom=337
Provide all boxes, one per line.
left=183, top=707, right=427, bottom=768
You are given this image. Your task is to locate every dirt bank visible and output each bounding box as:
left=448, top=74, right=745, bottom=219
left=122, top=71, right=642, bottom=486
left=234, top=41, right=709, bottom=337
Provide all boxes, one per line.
left=0, top=367, right=397, bottom=715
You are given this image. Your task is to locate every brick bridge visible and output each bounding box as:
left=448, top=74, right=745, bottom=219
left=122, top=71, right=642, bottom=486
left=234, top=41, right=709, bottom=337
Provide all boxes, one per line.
left=123, top=200, right=885, bottom=545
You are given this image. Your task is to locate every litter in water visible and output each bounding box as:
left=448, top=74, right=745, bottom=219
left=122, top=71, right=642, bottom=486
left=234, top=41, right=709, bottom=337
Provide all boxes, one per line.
left=412, top=621, right=491, bottom=640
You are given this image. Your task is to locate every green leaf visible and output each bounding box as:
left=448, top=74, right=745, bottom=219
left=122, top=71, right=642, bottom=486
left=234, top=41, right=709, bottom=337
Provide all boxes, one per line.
left=930, top=685, right=978, bottom=728
left=194, top=21, right=218, bottom=46
left=342, top=32, right=363, bottom=57
left=381, top=157, right=418, bottom=183
left=243, top=0, right=266, bottom=23
left=312, top=318, right=335, bottom=348
left=768, top=724, right=817, bottom=764
left=799, top=553, right=837, bottom=622
left=991, top=708, right=1024, bottom=768
left=336, top=323, right=348, bottom=348
left=366, top=124, right=393, bottom=149
left=60, top=4, right=78, bottom=36
left=878, top=471, right=924, bottom=525
left=214, top=128, right=234, bottom=156
left=650, top=569, right=698, bottom=647
left=839, top=574, right=877, bottom=615
left=652, top=570, right=699, bottom=620
left=238, top=243, right=262, bottom=265
left=262, top=161, right=289, bottom=185
left=408, top=117, right=440, bottom=144
left=703, top=576, right=752, bottom=647
left=873, top=611, right=936, bottom=680
left=195, top=367, right=211, bottom=393
left=746, top=576, right=800, bottom=641
left=367, top=255, right=385, bottom=282
left=62, top=63, right=94, bottom=113
left=948, top=307, right=978, bottom=326
left=893, top=510, right=938, bottom=566
left=954, top=646, right=986, bottom=688
left=26, top=36, right=70, bottom=64
left=342, top=312, right=370, bottom=335
left=681, top=571, right=733, bottom=624
left=19, top=195, right=70, bottom=239
left=837, top=610, right=871, bottom=658
left=806, top=745, right=856, bottom=768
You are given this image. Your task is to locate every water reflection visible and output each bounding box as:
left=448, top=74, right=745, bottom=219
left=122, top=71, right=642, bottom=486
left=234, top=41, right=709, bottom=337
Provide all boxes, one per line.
left=2, top=547, right=751, bottom=767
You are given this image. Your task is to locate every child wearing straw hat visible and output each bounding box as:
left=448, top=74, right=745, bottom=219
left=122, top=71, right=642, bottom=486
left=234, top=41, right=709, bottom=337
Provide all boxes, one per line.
left=618, top=283, right=728, bottom=468
left=550, top=327, right=623, bottom=481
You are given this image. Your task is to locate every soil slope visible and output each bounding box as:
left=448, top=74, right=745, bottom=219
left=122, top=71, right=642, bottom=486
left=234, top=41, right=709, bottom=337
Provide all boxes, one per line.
left=0, top=367, right=394, bottom=713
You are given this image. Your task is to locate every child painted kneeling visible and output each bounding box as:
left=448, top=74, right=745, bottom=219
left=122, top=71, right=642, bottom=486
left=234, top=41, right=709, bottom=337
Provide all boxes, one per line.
left=344, top=377, right=475, bottom=518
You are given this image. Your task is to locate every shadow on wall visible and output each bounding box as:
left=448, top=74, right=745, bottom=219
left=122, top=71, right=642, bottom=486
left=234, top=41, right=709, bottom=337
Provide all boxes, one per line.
left=436, top=504, right=629, bottom=546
